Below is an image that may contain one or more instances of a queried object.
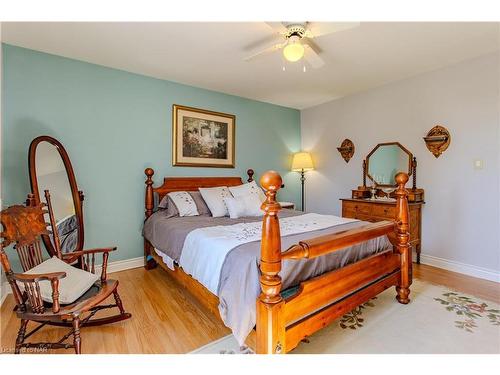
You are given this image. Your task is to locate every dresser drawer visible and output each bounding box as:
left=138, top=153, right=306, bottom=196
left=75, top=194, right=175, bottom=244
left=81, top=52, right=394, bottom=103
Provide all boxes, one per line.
left=343, top=201, right=372, bottom=216
left=371, top=205, right=396, bottom=218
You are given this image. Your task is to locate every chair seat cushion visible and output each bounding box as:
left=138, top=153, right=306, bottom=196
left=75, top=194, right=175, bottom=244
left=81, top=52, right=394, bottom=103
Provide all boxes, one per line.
left=23, top=256, right=99, bottom=304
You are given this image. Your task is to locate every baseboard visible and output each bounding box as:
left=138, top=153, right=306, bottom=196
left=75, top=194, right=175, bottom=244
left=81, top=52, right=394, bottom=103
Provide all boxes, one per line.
left=419, top=254, right=500, bottom=283
left=0, top=256, right=145, bottom=307
left=96, top=256, right=144, bottom=274
left=1, top=280, right=10, bottom=306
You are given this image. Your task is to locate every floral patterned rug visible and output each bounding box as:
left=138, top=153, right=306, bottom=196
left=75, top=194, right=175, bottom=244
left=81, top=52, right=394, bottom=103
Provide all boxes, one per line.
left=192, top=279, right=500, bottom=354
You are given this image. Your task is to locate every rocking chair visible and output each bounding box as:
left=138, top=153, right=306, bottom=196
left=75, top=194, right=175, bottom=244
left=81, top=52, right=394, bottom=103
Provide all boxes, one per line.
left=0, top=192, right=131, bottom=354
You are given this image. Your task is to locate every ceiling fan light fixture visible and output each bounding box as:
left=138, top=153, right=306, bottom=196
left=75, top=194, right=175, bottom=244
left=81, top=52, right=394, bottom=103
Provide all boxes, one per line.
left=283, top=37, right=305, bottom=62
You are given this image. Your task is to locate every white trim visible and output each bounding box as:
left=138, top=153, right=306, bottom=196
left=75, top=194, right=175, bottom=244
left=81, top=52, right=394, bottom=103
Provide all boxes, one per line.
left=0, top=256, right=145, bottom=307
left=419, top=254, right=500, bottom=283
left=95, top=256, right=144, bottom=275
left=1, top=280, right=10, bottom=306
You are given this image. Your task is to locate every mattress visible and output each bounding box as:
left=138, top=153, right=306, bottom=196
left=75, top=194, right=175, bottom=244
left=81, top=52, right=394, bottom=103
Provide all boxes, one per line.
left=143, top=209, right=391, bottom=345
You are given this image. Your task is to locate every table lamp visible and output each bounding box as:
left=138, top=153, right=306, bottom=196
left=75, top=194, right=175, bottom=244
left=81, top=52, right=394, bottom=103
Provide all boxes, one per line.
left=291, top=152, right=314, bottom=211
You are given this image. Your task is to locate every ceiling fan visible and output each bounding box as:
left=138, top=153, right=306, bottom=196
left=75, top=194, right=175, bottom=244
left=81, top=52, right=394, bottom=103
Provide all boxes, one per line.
left=244, top=22, right=359, bottom=69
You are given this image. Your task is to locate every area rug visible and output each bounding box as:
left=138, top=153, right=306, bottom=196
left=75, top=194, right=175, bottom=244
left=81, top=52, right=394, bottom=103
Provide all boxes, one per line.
left=192, top=279, right=500, bottom=354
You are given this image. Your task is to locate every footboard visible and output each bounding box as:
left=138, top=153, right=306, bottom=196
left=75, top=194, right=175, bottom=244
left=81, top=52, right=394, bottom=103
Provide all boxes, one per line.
left=257, top=172, right=411, bottom=354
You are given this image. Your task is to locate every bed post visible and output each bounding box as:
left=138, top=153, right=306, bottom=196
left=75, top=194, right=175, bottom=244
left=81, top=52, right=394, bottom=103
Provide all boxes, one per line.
left=247, top=169, right=254, bottom=182
left=256, top=171, right=285, bottom=354
left=394, top=172, right=411, bottom=304
left=144, top=168, right=157, bottom=270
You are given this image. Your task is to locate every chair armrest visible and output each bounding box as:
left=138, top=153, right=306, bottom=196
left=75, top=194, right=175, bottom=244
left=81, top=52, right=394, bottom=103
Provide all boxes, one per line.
left=13, top=272, right=66, bottom=313
left=62, top=247, right=116, bottom=263
left=13, top=272, right=66, bottom=282
left=62, top=247, right=117, bottom=281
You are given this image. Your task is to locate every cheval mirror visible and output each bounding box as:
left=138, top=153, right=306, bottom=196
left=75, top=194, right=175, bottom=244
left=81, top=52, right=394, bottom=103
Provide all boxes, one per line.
left=28, top=136, right=84, bottom=256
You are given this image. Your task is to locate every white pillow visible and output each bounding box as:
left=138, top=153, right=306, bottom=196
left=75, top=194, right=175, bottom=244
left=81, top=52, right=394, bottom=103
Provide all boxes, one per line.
left=224, top=194, right=264, bottom=219
left=198, top=186, right=232, bottom=217
left=22, top=256, right=99, bottom=304
left=167, top=191, right=199, bottom=217
left=229, top=180, right=267, bottom=203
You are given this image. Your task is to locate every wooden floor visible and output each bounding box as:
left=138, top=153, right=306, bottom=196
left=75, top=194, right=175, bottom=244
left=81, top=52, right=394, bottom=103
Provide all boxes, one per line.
left=1, top=263, right=498, bottom=354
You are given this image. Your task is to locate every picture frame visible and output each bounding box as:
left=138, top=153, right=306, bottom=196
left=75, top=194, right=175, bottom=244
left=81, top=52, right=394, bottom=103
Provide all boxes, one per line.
left=172, top=104, right=235, bottom=168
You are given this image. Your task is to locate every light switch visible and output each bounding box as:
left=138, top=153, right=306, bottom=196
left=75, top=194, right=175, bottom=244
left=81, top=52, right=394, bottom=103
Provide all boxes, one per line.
left=473, top=159, right=484, bottom=170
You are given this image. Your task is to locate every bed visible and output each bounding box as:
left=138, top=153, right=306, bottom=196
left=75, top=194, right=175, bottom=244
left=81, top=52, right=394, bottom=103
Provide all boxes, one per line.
left=143, top=168, right=412, bottom=354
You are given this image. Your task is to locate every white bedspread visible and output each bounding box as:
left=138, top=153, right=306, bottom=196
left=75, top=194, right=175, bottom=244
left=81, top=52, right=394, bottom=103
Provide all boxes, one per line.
left=179, top=213, right=357, bottom=295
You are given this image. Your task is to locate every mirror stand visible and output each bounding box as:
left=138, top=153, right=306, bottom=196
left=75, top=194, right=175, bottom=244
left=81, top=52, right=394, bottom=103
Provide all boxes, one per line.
left=28, top=135, right=85, bottom=256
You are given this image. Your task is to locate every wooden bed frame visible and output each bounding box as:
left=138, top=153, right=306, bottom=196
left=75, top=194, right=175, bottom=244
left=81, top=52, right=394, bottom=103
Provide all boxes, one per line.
left=144, top=168, right=412, bottom=354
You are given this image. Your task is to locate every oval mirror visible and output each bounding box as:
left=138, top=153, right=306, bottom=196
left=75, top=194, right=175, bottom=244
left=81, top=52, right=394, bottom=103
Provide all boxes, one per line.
left=366, top=142, right=413, bottom=186
left=29, top=136, right=84, bottom=256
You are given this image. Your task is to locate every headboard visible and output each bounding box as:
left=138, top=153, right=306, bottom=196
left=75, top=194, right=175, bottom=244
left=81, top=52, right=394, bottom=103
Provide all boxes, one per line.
left=144, top=168, right=255, bottom=219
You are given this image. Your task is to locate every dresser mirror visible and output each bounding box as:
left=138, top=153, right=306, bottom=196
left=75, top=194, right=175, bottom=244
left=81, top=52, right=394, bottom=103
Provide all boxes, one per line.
left=366, top=142, right=412, bottom=187
left=28, top=136, right=84, bottom=255
left=342, top=141, right=425, bottom=263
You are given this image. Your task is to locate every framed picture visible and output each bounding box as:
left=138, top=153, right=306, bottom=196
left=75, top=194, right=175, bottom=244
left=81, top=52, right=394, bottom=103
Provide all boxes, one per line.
left=172, top=104, right=235, bottom=168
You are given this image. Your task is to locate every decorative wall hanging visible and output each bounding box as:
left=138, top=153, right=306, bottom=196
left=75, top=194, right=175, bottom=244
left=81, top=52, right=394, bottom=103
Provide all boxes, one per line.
left=172, top=104, right=235, bottom=168
left=423, top=125, right=451, bottom=158
left=336, top=139, right=355, bottom=163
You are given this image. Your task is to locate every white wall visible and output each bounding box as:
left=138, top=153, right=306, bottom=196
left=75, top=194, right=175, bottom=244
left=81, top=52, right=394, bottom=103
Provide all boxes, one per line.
left=301, top=53, right=500, bottom=280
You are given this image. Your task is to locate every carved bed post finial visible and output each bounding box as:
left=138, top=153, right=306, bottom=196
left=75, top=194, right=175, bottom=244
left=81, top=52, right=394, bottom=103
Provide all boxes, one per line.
left=144, top=168, right=157, bottom=270
left=247, top=169, right=255, bottom=183
left=257, top=171, right=285, bottom=354
left=394, top=172, right=411, bottom=304
left=145, top=168, right=155, bottom=219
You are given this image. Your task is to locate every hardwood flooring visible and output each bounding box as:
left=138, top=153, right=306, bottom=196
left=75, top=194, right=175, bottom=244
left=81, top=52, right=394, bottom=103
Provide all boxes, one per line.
left=1, top=263, right=498, bottom=354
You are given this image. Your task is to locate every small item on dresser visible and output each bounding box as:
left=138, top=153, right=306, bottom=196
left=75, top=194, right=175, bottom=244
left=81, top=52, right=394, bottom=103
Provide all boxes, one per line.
left=279, top=201, right=295, bottom=209
left=199, top=186, right=232, bottom=217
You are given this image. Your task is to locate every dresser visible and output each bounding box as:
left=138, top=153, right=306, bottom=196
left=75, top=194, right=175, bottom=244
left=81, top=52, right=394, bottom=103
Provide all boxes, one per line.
left=340, top=198, right=424, bottom=263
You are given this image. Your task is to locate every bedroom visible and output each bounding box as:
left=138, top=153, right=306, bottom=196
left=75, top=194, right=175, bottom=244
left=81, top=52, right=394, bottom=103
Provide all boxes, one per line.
left=0, top=0, right=499, bottom=370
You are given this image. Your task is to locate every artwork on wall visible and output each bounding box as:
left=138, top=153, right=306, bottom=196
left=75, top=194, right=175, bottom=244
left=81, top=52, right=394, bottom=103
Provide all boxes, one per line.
left=336, top=139, right=355, bottom=163
left=172, top=104, right=235, bottom=168
left=423, top=125, right=451, bottom=158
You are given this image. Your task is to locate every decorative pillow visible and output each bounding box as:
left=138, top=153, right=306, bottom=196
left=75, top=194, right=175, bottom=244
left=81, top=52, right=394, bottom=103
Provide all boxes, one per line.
left=22, top=256, right=99, bottom=304
left=224, top=194, right=264, bottom=219
left=167, top=192, right=199, bottom=217
left=229, top=180, right=267, bottom=203
left=158, top=191, right=210, bottom=217
left=190, top=191, right=211, bottom=216
left=198, top=186, right=232, bottom=217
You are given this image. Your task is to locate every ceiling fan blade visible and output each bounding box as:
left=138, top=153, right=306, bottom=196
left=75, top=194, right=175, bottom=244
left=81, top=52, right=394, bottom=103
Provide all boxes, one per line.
left=305, top=22, right=360, bottom=38
left=265, top=22, right=289, bottom=35
left=244, top=42, right=285, bottom=62
left=303, top=44, right=325, bottom=69
left=244, top=33, right=284, bottom=52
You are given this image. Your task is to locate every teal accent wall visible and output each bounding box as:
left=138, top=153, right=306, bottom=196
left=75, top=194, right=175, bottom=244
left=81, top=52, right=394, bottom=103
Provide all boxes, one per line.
left=2, top=44, right=301, bottom=263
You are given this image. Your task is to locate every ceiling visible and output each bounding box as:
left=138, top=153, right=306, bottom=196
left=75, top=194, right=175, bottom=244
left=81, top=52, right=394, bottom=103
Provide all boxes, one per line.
left=2, top=22, right=499, bottom=109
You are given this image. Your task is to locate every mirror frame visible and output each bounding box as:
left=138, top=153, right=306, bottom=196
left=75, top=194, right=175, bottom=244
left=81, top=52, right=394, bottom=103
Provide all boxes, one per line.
left=28, top=135, right=84, bottom=256
left=365, top=141, right=413, bottom=187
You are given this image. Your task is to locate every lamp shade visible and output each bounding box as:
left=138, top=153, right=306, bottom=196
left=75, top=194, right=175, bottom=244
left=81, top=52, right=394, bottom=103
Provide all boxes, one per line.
left=291, top=152, right=314, bottom=172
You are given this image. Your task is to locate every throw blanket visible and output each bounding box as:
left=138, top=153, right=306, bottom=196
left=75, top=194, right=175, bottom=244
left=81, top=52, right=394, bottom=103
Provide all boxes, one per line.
left=179, top=213, right=357, bottom=295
